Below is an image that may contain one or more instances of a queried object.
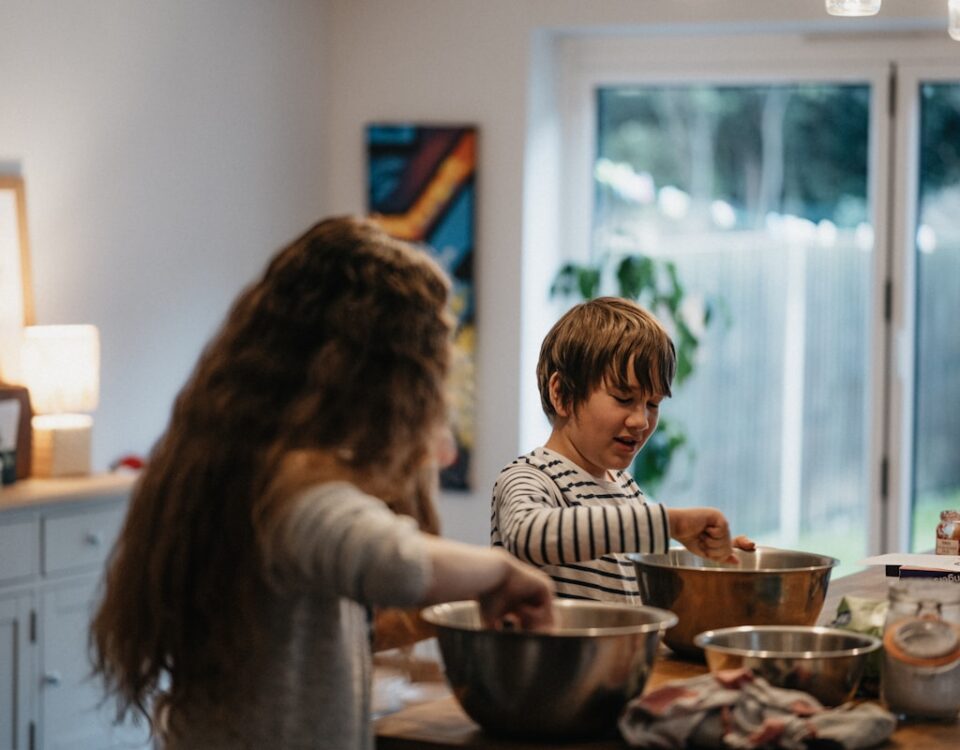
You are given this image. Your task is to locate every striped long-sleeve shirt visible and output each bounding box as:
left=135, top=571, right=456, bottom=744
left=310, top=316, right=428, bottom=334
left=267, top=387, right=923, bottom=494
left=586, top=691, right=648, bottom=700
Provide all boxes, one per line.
left=491, top=446, right=670, bottom=604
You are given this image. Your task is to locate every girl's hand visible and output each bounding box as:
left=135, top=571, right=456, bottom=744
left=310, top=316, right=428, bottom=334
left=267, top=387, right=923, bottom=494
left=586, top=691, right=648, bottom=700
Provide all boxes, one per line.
left=422, top=540, right=554, bottom=630
left=478, top=551, right=555, bottom=631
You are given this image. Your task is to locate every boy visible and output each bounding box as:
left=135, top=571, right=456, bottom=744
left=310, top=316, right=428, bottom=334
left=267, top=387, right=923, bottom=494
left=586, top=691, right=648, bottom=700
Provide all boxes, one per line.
left=492, top=297, right=751, bottom=604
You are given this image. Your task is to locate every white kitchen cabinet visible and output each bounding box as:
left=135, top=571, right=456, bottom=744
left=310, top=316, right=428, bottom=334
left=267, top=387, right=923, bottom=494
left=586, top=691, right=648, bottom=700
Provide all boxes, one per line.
left=0, top=591, right=33, bottom=750
left=0, top=474, right=150, bottom=750
left=39, top=576, right=148, bottom=750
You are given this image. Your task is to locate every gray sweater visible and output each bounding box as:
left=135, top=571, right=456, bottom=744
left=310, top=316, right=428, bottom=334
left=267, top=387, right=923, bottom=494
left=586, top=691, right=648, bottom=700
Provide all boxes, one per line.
left=163, top=481, right=431, bottom=750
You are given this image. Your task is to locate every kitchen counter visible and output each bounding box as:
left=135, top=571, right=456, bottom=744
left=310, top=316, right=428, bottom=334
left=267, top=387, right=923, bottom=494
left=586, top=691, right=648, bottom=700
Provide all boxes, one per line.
left=375, top=567, right=960, bottom=749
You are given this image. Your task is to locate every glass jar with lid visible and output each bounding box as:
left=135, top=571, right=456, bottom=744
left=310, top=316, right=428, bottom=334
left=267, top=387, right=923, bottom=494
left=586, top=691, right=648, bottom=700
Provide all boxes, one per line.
left=881, top=580, right=960, bottom=720
left=936, top=510, right=960, bottom=555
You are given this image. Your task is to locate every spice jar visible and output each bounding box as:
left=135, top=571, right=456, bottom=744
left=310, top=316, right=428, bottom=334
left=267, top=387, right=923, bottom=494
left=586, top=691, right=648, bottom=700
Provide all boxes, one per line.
left=937, top=510, right=960, bottom=555
left=881, top=580, right=960, bottom=720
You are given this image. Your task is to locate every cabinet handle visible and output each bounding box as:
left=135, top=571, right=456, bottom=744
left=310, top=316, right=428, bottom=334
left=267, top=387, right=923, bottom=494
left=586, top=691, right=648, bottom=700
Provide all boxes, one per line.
left=84, top=531, right=103, bottom=547
left=42, top=671, right=62, bottom=687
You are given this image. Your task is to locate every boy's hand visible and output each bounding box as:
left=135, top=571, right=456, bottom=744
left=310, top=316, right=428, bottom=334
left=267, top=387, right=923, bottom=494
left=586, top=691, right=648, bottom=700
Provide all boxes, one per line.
left=733, top=535, right=756, bottom=552
left=667, top=507, right=740, bottom=562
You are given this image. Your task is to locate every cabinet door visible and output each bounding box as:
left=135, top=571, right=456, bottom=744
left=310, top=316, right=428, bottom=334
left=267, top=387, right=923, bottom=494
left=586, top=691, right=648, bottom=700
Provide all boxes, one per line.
left=0, top=592, right=33, bottom=750
left=42, top=503, right=125, bottom=578
left=39, top=577, right=150, bottom=750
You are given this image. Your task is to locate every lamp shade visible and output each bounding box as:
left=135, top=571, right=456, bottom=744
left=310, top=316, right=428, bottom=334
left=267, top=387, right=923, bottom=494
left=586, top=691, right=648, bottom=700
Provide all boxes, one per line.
left=21, top=325, right=100, bottom=414
left=825, top=0, right=881, bottom=16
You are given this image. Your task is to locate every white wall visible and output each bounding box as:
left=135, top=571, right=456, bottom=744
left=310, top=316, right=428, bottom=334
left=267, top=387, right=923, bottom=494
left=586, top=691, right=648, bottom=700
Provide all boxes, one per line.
left=322, top=0, right=948, bottom=544
left=0, top=0, right=329, bottom=470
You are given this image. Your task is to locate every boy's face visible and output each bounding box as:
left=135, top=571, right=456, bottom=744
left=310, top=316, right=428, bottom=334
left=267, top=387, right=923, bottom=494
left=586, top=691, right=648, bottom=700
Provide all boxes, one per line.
left=547, top=369, right=664, bottom=480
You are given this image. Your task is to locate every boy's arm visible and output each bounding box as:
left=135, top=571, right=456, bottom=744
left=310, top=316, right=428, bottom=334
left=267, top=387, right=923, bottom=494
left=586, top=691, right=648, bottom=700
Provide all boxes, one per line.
left=493, top=465, right=670, bottom=565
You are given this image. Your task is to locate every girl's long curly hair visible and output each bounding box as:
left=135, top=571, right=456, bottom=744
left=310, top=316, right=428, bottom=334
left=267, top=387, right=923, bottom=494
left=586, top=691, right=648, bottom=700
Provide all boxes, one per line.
left=90, top=216, right=451, bottom=726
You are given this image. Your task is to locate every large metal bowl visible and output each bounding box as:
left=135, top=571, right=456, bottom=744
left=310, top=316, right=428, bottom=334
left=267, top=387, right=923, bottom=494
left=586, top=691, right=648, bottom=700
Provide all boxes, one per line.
left=631, top=547, right=838, bottom=657
left=420, top=599, right=677, bottom=739
left=694, top=625, right=882, bottom=706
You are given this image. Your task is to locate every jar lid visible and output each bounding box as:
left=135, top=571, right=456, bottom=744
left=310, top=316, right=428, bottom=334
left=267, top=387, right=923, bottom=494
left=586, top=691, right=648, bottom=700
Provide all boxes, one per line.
left=893, top=620, right=958, bottom=658
left=885, top=619, right=960, bottom=667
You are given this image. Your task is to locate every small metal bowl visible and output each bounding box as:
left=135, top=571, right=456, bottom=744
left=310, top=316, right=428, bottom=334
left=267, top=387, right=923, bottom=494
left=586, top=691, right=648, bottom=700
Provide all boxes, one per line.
left=694, top=625, right=882, bottom=706
left=421, top=599, right=677, bottom=739
left=631, top=547, right=838, bottom=657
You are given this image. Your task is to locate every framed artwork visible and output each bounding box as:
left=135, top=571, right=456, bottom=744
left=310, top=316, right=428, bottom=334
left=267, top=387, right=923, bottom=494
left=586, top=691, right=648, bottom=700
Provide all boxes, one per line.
left=366, top=124, right=477, bottom=490
left=0, top=175, right=34, bottom=383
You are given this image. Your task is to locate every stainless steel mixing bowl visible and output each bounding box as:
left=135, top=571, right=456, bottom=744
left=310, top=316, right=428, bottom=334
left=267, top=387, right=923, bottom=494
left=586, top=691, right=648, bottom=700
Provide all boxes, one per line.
left=420, top=599, right=678, bottom=739
left=631, top=547, right=838, bottom=657
left=694, top=625, right=882, bottom=705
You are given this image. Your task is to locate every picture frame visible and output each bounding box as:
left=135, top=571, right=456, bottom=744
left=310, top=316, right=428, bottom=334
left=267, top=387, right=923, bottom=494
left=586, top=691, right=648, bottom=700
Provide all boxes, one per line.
left=366, top=124, right=477, bottom=490
left=0, top=175, right=35, bottom=383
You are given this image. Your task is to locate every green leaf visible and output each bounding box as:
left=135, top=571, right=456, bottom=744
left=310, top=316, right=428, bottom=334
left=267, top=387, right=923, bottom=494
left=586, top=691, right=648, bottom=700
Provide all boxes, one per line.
left=577, top=267, right=601, bottom=299
left=549, top=264, right=573, bottom=297
left=675, top=320, right=698, bottom=351
left=615, top=255, right=655, bottom=300
left=550, top=262, right=597, bottom=299
left=675, top=347, right=694, bottom=385
left=630, top=417, right=688, bottom=493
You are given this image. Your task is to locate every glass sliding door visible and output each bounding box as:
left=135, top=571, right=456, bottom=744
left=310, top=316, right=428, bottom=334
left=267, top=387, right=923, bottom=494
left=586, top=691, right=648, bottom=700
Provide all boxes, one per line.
left=592, top=82, right=881, bottom=574
left=907, top=76, right=960, bottom=551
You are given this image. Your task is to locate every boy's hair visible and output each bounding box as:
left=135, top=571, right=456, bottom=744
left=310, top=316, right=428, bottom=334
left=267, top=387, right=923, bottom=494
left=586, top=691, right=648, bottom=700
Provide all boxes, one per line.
left=537, top=297, right=676, bottom=422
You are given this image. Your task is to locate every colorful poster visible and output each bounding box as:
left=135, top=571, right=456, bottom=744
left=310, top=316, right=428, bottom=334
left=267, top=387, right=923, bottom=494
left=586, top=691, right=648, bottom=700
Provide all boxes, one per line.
left=366, top=124, right=476, bottom=490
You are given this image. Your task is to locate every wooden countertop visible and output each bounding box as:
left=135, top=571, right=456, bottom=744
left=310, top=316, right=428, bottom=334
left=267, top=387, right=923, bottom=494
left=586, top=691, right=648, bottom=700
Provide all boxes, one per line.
left=375, top=567, right=960, bottom=749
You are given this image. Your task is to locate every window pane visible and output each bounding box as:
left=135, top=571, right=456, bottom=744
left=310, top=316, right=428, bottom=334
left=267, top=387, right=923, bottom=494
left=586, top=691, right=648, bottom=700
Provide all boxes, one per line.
left=912, top=82, right=960, bottom=552
left=595, top=84, right=873, bottom=574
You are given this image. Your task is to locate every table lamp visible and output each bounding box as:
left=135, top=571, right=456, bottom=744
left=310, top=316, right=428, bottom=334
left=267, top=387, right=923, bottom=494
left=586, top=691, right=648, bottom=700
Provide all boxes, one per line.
left=20, top=325, right=100, bottom=477
left=825, top=0, right=881, bottom=16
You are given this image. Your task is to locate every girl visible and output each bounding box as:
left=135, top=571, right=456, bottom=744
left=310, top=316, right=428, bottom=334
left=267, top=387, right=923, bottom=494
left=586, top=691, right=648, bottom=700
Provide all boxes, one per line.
left=91, top=216, right=554, bottom=749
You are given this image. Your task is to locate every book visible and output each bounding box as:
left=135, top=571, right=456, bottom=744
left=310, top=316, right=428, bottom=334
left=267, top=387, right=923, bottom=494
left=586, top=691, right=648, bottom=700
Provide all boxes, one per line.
left=861, top=553, right=960, bottom=582
left=894, top=566, right=960, bottom=583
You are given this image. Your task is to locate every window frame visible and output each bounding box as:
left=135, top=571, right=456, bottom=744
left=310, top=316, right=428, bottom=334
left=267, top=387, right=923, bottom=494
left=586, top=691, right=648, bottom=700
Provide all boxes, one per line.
left=557, top=29, right=960, bottom=555
left=889, top=63, right=960, bottom=551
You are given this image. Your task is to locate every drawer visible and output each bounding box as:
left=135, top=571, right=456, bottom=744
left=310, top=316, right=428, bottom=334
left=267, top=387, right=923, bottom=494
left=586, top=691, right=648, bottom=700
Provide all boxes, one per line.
left=42, top=503, right=126, bottom=576
left=0, top=515, right=38, bottom=584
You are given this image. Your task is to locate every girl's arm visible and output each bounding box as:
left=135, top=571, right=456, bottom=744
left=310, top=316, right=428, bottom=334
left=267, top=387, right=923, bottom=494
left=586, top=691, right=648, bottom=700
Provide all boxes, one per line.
left=421, top=537, right=555, bottom=629
left=271, top=483, right=553, bottom=629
